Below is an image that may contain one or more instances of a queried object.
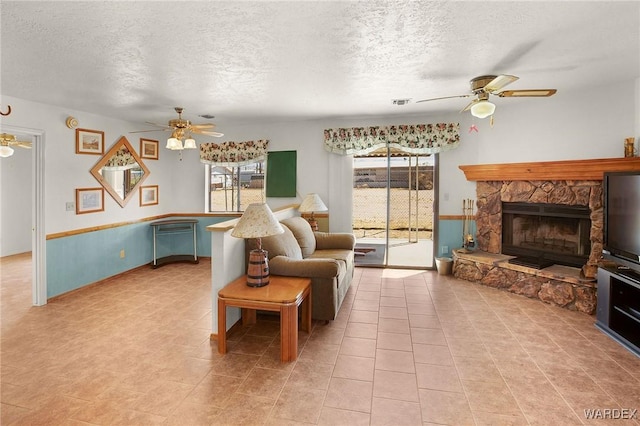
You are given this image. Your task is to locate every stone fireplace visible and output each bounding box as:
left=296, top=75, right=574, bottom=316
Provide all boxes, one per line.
left=475, top=179, right=603, bottom=277
left=453, top=157, right=640, bottom=315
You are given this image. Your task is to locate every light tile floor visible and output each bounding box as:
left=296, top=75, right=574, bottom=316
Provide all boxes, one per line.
left=2, top=252, right=640, bottom=425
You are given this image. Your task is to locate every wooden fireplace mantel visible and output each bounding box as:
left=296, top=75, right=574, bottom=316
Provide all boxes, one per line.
left=459, top=157, right=640, bottom=181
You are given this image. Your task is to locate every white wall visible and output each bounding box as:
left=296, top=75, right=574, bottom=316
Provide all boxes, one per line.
left=1, top=95, right=186, bottom=235
left=0, top=138, right=32, bottom=256
left=187, top=78, right=637, bottom=218
left=636, top=77, right=640, bottom=151
left=472, top=80, right=637, bottom=164
left=1, top=77, right=638, bottom=241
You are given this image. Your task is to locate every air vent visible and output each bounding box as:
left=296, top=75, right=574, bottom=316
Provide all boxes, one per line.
left=199, top=114, right=215, bottom=119
left=392, top=99, right=411, bottom=106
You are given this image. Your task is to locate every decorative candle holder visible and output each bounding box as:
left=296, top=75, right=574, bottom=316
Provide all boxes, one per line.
left=624, top=137, right=636, bottom=157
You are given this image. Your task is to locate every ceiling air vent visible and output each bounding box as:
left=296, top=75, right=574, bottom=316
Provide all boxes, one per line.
left=392, top=99, right=411, bottom=106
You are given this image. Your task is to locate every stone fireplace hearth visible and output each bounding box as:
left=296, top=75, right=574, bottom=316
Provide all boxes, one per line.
left=454, top=157, right=640, bottom=315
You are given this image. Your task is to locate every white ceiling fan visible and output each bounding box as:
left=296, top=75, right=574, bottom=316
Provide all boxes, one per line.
left=131, top=107, right=223, bottom=150
left=417, top=74, right=557, bottom=119
left=0, top=133, right=32, bottom=157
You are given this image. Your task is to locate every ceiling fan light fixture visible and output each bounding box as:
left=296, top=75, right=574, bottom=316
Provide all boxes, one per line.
left=470, top=100, right=496, bottom=119
left=0, top=145, right=15, bottom=157
left=167, top=137, right=182, bottom=150
left=183, top=137, right=197, bottom=149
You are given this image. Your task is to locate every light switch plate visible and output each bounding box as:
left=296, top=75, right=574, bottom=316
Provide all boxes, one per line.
left=65, top=202, right=75, bottom=211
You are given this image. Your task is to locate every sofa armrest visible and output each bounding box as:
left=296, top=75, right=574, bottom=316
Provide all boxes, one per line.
left=314, top=232, right=356, bottom=250
left=269, top=255, right=339, bottom=279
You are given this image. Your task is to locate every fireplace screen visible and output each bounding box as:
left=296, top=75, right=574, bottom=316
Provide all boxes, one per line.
left=502, top=202, right=591, bottom=268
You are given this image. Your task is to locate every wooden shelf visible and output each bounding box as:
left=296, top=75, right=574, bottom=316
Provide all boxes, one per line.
left=459, top=157, right=640, bottom=181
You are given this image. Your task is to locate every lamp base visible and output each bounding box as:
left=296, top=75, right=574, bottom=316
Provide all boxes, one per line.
left=247, top=249, right=269, bottom=287
left=307, top=218, right=318, bottom=231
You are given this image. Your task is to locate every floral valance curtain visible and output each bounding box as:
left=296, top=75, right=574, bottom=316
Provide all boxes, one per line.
left=103, top=147, right=138, bottom=171
left=324, top=123, right=460, bottom=156
left=199, top=140, right=269, bottom=166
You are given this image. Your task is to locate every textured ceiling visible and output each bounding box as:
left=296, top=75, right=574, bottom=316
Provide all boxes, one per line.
left=1, top=1, right=639, bottom=127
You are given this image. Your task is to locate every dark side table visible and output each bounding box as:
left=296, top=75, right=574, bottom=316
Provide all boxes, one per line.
left=149, top=219, right=199, bottom=268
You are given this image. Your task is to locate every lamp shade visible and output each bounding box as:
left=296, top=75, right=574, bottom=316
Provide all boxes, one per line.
left=0, top=146, right=14, bottom=157
left=183, top=138, right=197, bottom=149
left=298, top=193, right=328, bottom=213
left=231, top=203, right=285, bottom=239
left=166, top=137, right=183, bottom=150
left=470, top=100, right=496, bottom=119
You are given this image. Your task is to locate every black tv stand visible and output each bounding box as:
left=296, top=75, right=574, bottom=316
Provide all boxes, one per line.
left=596, top=266, right=640, bottom=357
left=616, top=267, right=640, bottom=284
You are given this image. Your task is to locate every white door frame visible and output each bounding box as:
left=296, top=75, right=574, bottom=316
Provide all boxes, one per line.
left=1, top=124, right=46, bottom=305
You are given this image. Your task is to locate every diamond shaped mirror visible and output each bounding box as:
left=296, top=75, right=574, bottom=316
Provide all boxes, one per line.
left=90, top=136, right=150, bottom=207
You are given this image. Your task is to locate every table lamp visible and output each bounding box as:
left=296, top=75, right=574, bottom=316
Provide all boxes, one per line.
left=231, top=203, right=284, bottom=287
left=298, top=193, right=328, bottom=231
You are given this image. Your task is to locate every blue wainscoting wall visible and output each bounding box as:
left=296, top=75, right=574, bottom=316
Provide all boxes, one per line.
left=47, top=215, right=470, bottom=299
left=437, top=218, right=465, bottom=258
left=46, top=216, right=232, bottom=299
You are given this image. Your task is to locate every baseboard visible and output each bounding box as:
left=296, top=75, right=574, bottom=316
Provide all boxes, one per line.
left=210, top=316, right=243, bottom=341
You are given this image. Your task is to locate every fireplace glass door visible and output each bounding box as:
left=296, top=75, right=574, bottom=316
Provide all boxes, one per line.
left=502, top=202, right=591, bottom=268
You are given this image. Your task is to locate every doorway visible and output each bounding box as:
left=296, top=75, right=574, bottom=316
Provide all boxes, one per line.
left=0, top=124, right=46, bottom=305
left=352, top=150, right=435, bottom=268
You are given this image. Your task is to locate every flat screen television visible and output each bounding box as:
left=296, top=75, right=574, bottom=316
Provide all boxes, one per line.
left=603, top=171, right=640, bottom=273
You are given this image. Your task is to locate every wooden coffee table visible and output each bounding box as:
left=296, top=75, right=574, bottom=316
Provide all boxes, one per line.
left=217, top=275, right=312, bottom=362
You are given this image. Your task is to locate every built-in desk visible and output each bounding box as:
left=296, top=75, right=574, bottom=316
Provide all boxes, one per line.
left=150, top=219, right=199, bottom=268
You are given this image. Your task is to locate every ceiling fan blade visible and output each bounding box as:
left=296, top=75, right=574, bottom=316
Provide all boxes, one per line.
left=146, top=121, right=174, bottom=128
left=416, top=94, right=471, bottom=103
left=12, top=142, right=32, bottom=148
left=460, top=98, right=480, bottom=113
left=194, top=129, right=224, bottom=137
left=190, top=123, right=215, bottom=129
left=484, top=75, right=519, bottom=93
left=129, top=129, right=166, bottom=133
left=497, top=89, right=557, bottom=97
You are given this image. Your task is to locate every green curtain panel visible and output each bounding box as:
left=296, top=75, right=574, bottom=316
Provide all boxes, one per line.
left=266, top=150, right=297, bottom=197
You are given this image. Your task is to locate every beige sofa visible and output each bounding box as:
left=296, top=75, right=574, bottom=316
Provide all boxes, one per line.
left=252, top=216, right=356, bottom=321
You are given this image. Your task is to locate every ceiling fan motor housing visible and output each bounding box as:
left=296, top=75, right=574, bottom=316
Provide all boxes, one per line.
left=0, top=133, right=16, bottom=143
left=470, top=75, right=498, bottom=94
left=168, top=118, right=191, bottom=129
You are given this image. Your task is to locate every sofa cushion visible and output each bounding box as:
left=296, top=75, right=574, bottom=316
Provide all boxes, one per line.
left=315, top=232, right=356, bottom=250
left=308, top=248, right=354, bottom=265
left=268, top=256, right=340, bottom=278
left=281, top=217, right=316, bottom=258
left=259, top=224, right=303, bottom=260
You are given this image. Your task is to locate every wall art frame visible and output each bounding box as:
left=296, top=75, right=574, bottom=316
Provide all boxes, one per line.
left=75, top=128, right=104, bottom=155
left=90, top=136, right=150, bottom=208
left=76, top=187, right=104, bottom=214
left=140, top=185, right=159, bottom=206
left=140, top=138, right=159, bottom=160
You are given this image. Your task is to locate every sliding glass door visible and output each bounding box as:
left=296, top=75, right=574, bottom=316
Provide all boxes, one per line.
left=352, top=149, right=435, bottom=268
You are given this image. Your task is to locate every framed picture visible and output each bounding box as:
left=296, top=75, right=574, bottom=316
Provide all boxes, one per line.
left=76, top=187, right=104, bottom=214
left=140, top=138, right=159, bottom=160
left=140, top=185, right=158, bottom=206
left=75, top=128, right=104, bottom=155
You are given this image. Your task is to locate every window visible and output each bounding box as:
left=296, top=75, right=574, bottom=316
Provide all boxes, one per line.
left=206, top=161, right=265, bottom=212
